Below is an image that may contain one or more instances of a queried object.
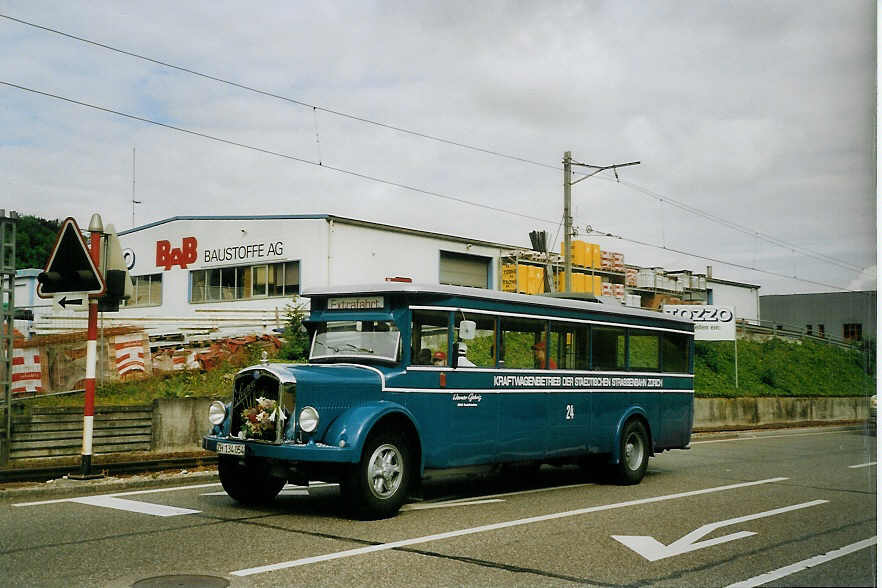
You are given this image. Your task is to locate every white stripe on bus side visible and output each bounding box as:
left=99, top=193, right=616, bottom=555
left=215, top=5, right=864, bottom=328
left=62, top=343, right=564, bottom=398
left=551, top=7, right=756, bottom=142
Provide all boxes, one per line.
left=409, top=305, right=693, bottom=335
left=309, top=364, right=693, bottom=395
left=383, top=388, right=696, bottom=395
left=406, top=366, right=694, bottom=378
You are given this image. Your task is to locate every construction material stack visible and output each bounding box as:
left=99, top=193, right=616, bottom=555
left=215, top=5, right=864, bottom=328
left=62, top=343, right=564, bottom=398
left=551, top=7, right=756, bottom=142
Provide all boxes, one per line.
left=501, top=264, right=545, bottom=295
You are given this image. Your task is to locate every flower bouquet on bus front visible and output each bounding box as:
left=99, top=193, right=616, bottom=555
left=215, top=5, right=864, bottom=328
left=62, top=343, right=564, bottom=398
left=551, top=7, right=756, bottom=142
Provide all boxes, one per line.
left=238, top=397, right=286, bottom=441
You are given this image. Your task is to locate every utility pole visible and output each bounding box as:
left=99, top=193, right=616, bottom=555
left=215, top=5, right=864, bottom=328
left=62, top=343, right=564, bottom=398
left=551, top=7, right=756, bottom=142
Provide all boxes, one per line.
left=563, top=152, right=573, bottom=292
left=562, top=152, right=640, bottom=292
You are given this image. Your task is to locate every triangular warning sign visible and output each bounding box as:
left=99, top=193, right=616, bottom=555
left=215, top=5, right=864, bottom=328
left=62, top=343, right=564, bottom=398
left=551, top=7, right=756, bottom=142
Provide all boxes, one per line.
left=36, top=217, right=106, bottom=298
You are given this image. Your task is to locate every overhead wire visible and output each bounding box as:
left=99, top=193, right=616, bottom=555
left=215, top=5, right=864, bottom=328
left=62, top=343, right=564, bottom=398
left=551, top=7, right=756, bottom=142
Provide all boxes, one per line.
left=2, top=78, right=866, bottom=293
left=582, top=225, right=860, bottom=292
left=1, top=11, right=867, bottom=278
left=599, top=176, right=864, bottom=273
left=2, top=14, right=873, bottom=292
left=0, top=13, right=559, bottom=173
left=0, top=80, right=560, bottom=227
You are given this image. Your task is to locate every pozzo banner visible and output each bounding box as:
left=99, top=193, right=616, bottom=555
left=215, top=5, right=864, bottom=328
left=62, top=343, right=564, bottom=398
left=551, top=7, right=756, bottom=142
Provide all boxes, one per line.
left=662, top=305, right=736, bottom=341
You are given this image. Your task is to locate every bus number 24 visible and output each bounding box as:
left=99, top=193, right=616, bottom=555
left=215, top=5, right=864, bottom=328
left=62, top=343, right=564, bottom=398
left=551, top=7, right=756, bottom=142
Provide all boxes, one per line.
left=565, top=404, right=575, bottom=420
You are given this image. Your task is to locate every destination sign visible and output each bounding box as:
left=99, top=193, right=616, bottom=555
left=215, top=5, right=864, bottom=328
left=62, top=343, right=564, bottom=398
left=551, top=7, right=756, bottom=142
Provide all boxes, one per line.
left=327, top=296, right=384, bottom=311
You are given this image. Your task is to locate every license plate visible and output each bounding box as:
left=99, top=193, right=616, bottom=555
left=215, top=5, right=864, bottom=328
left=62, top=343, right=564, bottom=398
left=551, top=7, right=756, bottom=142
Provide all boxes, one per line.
left=217, top=442, right=245, bottom=456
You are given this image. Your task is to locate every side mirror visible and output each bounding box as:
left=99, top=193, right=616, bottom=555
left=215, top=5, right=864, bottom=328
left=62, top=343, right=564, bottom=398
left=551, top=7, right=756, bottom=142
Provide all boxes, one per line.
left=459, top=320, right=476, bottom=340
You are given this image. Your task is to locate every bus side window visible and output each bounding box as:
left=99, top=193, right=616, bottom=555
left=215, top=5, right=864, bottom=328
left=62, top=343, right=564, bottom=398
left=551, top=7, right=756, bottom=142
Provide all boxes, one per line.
left=551, top=323, right=588, bottom=370
left=411, top=310, right=450, bottom=366
left=629, top=329, right=660, bottom=372
left=455, top=315, right=496, bottom=368
left=591, top=326, right=626, bottom=370
left=500, top=317, right=546, bottom=369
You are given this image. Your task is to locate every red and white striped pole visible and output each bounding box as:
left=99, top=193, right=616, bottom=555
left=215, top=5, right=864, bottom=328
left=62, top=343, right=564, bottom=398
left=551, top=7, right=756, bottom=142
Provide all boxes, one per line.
left=78, top=213, right=103, bottom=478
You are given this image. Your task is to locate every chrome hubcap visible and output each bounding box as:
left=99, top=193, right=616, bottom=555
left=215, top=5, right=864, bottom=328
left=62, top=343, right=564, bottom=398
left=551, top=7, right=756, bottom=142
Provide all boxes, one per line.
left=624, top=433, right=644, bottom=470
left=367, top=443, right=403, bottom=499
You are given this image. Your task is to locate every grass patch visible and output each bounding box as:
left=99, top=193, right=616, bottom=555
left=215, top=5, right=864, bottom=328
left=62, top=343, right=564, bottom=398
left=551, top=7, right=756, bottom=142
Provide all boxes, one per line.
left=26, top=339, right=293, bottom=409
left=21, top=337, right=874, bottom=408
left=28, top=362, right=241, bottom=408
left=695, top=338, right=874, bottom=398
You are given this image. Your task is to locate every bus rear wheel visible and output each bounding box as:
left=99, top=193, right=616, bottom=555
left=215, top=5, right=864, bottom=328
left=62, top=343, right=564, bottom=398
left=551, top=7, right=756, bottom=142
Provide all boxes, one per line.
left=612, top=419, right=649, bottom=485
left=218, top=456, right=286, bottom=504
left=344, top=431, right=411, bottom=519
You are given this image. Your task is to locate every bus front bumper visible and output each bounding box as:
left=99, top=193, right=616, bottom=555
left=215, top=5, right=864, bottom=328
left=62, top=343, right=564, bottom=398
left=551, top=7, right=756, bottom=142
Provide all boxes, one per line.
left=202, top=435, right=357, bottom=463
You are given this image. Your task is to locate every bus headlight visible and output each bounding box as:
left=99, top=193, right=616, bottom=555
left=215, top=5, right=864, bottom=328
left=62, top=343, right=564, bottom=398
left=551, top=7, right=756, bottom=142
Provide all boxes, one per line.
left=299, top=406, right=319, bottom=433
left=208, top=401, right=227, bottom=425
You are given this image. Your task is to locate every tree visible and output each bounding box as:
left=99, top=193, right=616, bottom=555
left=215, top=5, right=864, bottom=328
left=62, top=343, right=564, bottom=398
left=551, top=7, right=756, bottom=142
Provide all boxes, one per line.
left=278, top=297, right=310, bottom=361
left=14, top=215, right=61, bottom=270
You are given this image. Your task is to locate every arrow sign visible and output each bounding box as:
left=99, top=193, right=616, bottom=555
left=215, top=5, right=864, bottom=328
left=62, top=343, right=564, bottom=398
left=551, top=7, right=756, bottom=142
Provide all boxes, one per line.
left=53, top=295, right=87, bottom=311
left=612, top=499, right=828, bottom=561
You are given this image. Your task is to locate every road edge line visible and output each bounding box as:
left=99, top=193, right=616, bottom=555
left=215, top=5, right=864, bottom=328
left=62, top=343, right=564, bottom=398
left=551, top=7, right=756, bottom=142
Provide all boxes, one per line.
left=725, top=536, right=877, bottom=587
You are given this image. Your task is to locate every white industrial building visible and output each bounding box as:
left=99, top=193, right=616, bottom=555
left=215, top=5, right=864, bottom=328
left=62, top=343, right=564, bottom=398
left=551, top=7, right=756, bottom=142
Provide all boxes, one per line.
left=705, top=275, right=761, bottom=325
left=15, top=214, right=762, bottom=339
left=18, top=215, right=514, bottom=337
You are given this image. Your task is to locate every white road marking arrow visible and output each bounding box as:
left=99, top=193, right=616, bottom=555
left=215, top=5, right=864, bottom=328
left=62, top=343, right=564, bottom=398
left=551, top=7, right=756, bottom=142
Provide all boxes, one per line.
left=612, top=499, right=829, bottom=561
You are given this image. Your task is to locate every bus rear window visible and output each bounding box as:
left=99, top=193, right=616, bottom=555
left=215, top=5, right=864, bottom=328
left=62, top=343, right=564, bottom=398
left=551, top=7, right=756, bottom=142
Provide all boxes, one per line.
left=662, top=332, right=690, bottom=373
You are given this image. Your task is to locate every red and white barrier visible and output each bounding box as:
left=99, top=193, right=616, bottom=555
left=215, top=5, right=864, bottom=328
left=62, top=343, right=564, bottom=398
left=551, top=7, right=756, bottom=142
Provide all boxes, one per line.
left=11, top=347, right=42, bottom=395
left=114, top=333, right=146, bottom=376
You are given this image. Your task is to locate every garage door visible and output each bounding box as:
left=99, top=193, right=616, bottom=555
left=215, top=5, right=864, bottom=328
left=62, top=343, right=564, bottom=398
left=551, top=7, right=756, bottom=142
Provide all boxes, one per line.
left=439, top=251, right=490, bottom=288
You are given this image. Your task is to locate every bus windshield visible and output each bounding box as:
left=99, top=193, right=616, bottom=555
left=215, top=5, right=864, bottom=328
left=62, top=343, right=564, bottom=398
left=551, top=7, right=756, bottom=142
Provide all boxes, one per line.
left=310, top=320, right=400, bottom=362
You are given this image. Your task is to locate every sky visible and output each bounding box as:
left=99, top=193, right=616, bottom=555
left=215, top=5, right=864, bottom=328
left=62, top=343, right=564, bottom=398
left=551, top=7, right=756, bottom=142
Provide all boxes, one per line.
left=0, top=0, right=876, bottom=295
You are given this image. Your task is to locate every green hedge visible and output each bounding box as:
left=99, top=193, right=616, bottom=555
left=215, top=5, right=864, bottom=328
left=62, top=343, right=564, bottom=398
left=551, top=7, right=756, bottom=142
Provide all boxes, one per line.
left=29, top=335, right=874, bottom=408
left=694, top=338, right=874, bottom=398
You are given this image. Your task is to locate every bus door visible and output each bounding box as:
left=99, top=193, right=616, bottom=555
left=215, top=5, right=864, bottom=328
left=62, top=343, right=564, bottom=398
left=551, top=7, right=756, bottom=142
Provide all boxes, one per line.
left=446, top=313, right=498, bottom=467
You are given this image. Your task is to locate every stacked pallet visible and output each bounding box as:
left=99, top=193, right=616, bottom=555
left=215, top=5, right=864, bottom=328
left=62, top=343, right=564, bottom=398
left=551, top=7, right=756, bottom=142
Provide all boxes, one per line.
left=502, top=264, right=545, bottom=294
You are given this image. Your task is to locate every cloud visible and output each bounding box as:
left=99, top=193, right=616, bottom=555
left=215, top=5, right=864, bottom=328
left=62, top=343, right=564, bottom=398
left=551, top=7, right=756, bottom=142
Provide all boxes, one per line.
left=848, top=266, right=877, bottom=292
left=0, top=0, right=875, bottom=295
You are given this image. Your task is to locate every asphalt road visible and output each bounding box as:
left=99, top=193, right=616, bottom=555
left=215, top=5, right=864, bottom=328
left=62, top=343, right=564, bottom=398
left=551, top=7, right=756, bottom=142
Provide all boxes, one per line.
left=1, top=427, right=876, bottom=587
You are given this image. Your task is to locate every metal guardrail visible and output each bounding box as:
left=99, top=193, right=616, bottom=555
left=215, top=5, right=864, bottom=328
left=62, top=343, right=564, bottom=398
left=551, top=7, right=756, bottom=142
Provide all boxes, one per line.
left=737, top=319, right=859, bottom=350
left=0, top=389, right=85, bottom=407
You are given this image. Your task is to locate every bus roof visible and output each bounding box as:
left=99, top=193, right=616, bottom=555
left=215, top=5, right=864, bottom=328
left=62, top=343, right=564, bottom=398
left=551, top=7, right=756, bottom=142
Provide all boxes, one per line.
left=302, top=282, right=694, bottom=327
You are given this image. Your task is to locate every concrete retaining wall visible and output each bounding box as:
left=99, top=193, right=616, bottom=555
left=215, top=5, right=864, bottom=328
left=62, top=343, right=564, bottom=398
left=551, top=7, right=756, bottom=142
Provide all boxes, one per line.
left=152, top=398, right=214, bottom=452
left=694, top=397, right=869, bottom=430
left=149, top=396, right=872, bottom=453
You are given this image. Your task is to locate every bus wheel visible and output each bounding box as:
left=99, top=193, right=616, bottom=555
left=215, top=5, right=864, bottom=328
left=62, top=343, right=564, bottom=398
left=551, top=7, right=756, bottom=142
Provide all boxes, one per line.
left=218, top=456, right=286, bottom=504
left=613, top=420, right=649, bottom=485
left=345, top=432, right=410, bottom=519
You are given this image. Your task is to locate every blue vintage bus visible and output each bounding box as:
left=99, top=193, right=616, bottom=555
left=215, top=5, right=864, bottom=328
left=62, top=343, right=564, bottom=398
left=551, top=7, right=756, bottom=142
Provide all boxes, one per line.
left=203, top=283, right=694, bottom=518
